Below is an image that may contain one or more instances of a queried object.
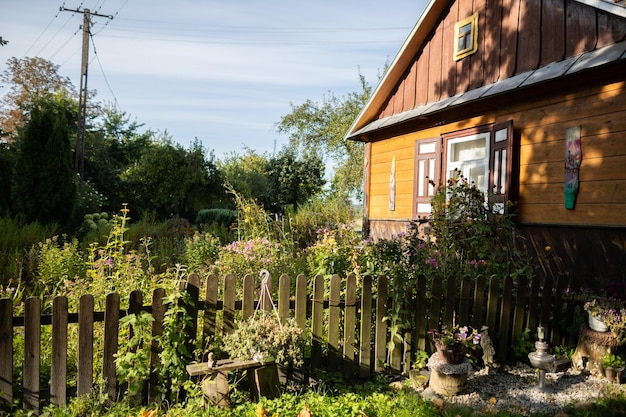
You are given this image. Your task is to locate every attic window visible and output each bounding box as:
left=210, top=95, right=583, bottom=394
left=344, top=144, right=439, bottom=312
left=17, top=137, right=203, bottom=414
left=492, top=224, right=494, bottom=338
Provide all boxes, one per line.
left=454, top=13, right=478, bottom=61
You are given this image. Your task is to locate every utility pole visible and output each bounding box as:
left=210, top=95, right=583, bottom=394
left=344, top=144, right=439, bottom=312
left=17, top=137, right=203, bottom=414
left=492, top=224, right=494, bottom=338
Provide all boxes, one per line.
left=61, top=6, right=112, bottom=176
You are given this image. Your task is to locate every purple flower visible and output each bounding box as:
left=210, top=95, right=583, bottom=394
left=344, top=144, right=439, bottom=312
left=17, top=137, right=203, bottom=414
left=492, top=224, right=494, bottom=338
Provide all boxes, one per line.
left=104, top=259, right=114, bottom=268
left=425, top=258, right=439, bottom=268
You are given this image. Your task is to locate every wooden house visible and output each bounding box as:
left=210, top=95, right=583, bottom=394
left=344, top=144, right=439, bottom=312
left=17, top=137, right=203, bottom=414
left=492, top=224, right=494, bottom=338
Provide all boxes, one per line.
left=346, top=0, right=626, bottom=289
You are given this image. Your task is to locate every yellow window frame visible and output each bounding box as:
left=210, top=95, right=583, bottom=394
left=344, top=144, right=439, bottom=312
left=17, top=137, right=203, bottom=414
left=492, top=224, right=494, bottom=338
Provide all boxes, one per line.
left=454, top=12, right=479, bottom=61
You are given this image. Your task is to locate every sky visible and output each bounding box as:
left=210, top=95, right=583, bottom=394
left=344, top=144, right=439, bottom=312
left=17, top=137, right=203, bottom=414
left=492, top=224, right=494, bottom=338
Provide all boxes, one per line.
left=1, top=0, right=428, bottom=158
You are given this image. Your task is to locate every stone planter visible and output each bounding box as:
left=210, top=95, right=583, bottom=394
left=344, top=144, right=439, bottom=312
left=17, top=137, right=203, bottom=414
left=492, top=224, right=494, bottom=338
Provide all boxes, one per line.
left=588, top=314, right=609, bottom=332
left=427, top=353, right=472, bottom=396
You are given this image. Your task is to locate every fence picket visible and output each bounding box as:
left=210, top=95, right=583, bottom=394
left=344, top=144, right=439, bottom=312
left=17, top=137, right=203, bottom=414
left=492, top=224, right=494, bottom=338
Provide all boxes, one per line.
left=552, top=276, right=566, bottom=345
left=203, top=274, right=218, bottom=343
left=486, top=276, right=499, bottom=335
left=458, top=276, right=471, bottom=326
left=278, top=274, right=290, bottom=324
left=541, top=275, right=554, bottom=339
left=242, top=274, right=254, bottom=320
left=343, top=273, right=356, bottom=377
left=185, top=274, right=200, bottom=358
left=23, top=297, right=40, bottom=414
left=375, top=276, right=387, bottom=372
left=51, top=296, right=68, bottom=406
left=295, top=274, right=307, bottom=330
left=428, top=276, right=442, bottom=346
left=103, top=292, right=120, bottom=404
left=311, top=274, right=324, bottom=371
left=527, top=275, right=540, bottom=332
left=328, top=274, right=341, bottom=370
left=223, top=274, right=236, bottom=334
left=359, top=275, right=372, bottom=379
left=414, top=275, right=426, bottom=351
left=0, top=298, right=12, bottom=405
left=77, top=294, right=94, bottom=397
left=497, top=277, right=513, bottom=363
left=149, top=288, right=165, bottom=403
left=443, top=275, right=456, bottom=327
left=511, top=276, right=528, bottom=344
left=472, top=275, right=485, bottom=330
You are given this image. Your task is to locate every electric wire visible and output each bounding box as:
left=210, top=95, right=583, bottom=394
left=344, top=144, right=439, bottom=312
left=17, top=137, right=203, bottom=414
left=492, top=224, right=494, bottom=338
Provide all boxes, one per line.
left=89, top=33, right=121, bottom=112
left=22, top=6, right=64, bottom=58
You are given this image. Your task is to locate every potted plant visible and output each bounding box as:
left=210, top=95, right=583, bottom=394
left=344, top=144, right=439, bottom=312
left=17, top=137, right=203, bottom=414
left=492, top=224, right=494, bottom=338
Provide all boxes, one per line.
left=584, top=297, right=626, bottom=345
left=428, top=324, right=481, bottom=364
left=601, top=353, right=625, bottom=383
left=221, top=311, right=309, bottom=370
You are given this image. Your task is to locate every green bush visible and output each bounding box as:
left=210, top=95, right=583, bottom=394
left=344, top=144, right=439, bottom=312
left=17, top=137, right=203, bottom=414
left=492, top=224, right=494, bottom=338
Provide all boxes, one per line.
left=196, top=208, right=238, bottom=228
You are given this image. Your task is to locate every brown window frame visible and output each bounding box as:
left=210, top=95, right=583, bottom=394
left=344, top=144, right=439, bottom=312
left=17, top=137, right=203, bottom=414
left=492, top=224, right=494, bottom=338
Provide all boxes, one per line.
left=414, top=120, right=514, bottom=219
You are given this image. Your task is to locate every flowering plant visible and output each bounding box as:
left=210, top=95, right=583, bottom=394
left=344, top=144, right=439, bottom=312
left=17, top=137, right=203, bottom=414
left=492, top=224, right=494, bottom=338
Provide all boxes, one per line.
left=584, top=297, right=626, bottom=345
left=221, top=311, right=309, bottom=368
left=428, top=324, right=481, bottom=351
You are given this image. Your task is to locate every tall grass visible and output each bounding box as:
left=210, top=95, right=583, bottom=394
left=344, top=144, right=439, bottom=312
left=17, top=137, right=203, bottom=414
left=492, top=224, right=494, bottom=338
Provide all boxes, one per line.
left=0, top=215, right=58, bottom=288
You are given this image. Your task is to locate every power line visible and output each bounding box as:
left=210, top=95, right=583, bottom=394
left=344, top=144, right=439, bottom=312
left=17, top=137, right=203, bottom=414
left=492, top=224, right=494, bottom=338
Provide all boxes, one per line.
left=89, top=34, right=120, bottom=111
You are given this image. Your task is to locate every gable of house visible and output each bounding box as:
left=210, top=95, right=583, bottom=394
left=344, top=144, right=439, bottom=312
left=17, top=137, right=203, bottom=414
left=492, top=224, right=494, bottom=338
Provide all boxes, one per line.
left=348, top=0, right=626, bottom=138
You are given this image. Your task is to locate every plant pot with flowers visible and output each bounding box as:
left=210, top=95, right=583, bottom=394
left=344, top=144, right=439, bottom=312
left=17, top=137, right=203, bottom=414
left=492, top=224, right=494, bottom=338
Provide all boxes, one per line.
left=429, top=324, right=482, bottom=364
left=221, top=311, right=309, bottom=371
left=584, top=297, right=626, bottom=346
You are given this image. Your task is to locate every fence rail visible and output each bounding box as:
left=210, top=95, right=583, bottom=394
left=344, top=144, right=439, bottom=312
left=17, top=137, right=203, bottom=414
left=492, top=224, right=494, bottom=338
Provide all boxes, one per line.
left=0, top=272, right=574, bottom=414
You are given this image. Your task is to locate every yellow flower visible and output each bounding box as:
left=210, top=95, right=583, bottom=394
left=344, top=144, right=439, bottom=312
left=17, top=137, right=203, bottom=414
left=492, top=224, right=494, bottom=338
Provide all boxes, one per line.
left=545, top=246, right=551, bottom=252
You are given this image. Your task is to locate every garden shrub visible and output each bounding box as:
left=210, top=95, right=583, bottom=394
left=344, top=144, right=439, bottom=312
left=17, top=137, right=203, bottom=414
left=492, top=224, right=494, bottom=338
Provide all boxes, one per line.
left=196, top=208, right=238, bottom=228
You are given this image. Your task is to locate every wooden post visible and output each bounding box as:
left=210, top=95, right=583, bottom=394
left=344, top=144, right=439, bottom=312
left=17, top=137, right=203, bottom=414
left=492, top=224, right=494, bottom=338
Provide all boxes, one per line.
left=77, top=294, right=94, bottom=396
left=223, top=274, right=236, bottom=334
left=415, top=275, right=426, bottom=352
left=311, top=274, right=324, bottom=371
left=375, top=276, right=387, bottom=372
left=486, top=276, right=499, bottom=335
left=343, top=273, right=356, bottom=377
left=24, top=297, right=41, bottom=414
left=294, top=274, right=307, bottom=330
left=242, top=274, right=255, bottom=320
left=498, top=276, right=513, bottom=364
left=103, top=292, right=120, bottom=404
left=472, top=275, right=486, bottom=331
left=359, top=275, right=372, bottom=378
left=203, top=274, right=218, bottom=345
left=51, top=296, right=68, bottom=406
left=328, top=274, right=341, bottom=370
left=149, top=288, right=165, bottom=403
left=443, top=275, right=456, bottom=328
left=458, top=276, right=472, bottom=327
left=278, top=274, right=290, bottom=324
left=0, top=298, right=13, bottom=405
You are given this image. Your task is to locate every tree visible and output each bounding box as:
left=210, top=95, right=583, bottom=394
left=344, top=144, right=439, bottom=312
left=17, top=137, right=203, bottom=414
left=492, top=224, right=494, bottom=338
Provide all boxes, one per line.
left=83, top=105, right=153, bottom=212
left=219, top=147, right=270, bottom=204
left=275, top=73, right=373, bottom=200
left=0, top=37, right=7, bottom=46
left=11, top=97, right=76, bottom=226
left=263, top=148, right=325, bottom=212
left=0, top=57, right=77, bottom=140
left=121, top=136, right=223, bottom=220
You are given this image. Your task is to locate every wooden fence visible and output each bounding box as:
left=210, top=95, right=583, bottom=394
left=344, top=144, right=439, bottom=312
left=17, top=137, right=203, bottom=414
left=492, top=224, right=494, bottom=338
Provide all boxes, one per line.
left=0, top=272, right=575, bottom=414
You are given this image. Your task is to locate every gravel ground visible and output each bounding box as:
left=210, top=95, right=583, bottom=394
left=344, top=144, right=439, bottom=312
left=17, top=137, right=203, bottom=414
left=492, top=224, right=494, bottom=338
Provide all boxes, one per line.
left=416, top=363, right=625, bottom=416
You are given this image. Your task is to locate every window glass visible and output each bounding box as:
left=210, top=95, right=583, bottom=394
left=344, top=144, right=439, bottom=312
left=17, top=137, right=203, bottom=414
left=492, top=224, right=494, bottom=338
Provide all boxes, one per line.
left=447, top=133, right=490, bottom=193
